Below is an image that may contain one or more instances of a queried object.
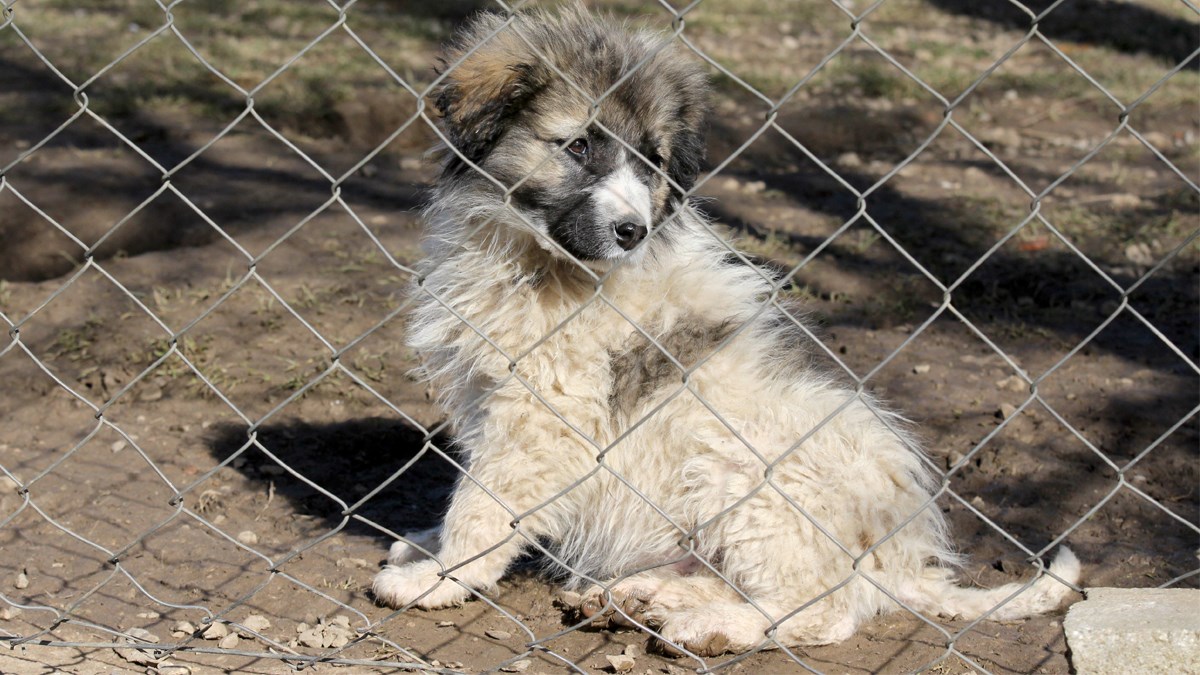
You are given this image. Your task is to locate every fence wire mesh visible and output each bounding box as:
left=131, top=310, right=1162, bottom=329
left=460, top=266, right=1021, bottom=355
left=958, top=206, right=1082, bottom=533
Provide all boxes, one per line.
left=1, top=0, right=1197, bottom=673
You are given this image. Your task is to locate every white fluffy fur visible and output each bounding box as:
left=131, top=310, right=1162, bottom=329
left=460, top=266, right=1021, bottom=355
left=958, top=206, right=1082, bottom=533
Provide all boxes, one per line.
left=372, top=13, right=1080, bottom=656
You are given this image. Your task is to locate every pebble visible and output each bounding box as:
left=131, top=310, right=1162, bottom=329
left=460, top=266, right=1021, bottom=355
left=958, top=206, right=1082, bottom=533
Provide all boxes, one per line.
left=0, top=606, right=22, bottom=620
left=1124, top=242, right=1155, bottom=266
left=912, top=364, right=931, bottom=374
left=201, top=622, right=228, bottom=640
left=217, top=632, right=239, bottom=650
left=114, top=628, right=160, bottom=665
left=742, top=180, right=767, bottom=195
left=136, top=611, right=160, bottom=620
left=127, top=627, right=160, bottom=644
left=236, top=531, right=258, bottom=545
left=836, top=151, right=863, bottom=168
left=170, top=620, right=196, bottom=637
left=14, top=571, right=28, bottom=589
left=1109, top=193, right=1142, bottom=209
left=110, top=440, right=127, bottom=453
left=996, top=375, right=1026, bottom=392
left=239, top=614, right=271, bottom=635
left=485, top=628, right=512, bottom=640
left=623, top=643, right=642, bottom=658
left=297, top=628, right=324, bottom=648
left=976, top=127, right=1021, bottom=150
left=499, top=660, right=531, bottom=673
left=606, top=654, right=636, bottom=672
left=555, top=590, right=582, bottom=608
left=996, top=403, right=1018, bottom=420
left=436, top=620, right=456, bottom=628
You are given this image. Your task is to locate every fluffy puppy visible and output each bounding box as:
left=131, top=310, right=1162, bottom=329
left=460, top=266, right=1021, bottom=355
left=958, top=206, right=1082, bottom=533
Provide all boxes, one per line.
left=373, top=6, right=1080, bottom=656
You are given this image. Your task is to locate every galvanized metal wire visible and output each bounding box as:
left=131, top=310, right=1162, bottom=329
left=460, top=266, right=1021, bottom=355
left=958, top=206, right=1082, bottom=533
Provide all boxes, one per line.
left=1, top=0, right=1197, bottom=673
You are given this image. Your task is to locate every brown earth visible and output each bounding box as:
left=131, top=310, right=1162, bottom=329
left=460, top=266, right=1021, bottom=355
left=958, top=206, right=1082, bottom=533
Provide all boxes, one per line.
left=1, top=1, right=1197, bottom=674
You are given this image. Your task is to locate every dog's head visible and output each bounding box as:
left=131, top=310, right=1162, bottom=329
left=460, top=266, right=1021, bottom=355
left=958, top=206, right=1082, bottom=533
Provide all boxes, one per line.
left=430, top=7, right=709, bottom=264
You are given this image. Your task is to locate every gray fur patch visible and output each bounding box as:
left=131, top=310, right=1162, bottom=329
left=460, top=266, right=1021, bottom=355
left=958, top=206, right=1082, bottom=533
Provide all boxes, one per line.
left=608, top=319, right=735, bottom=418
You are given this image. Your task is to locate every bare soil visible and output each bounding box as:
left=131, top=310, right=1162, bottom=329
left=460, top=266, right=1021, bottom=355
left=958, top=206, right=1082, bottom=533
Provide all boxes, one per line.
left=1, top=1, right=1197, bottom=674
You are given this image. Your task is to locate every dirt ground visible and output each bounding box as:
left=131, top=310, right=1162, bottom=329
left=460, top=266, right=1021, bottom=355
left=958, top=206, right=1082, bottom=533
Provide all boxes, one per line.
left=1, top=1, right=1197, bottom=674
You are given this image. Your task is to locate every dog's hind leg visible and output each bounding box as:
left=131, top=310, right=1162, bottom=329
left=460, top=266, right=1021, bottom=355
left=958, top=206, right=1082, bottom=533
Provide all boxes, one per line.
left=577, top=572, right=851, bottom=654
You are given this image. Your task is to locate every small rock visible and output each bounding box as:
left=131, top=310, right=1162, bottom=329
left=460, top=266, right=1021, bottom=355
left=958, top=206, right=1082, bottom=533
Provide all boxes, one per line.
left=499, top=660, right=531, bottom=673
left=742, top=180, right=766, bottom=195
left=947, top=450, right=966, bottom=468
left=236, top=531, right=258, bottom=546
left=140, top=386, right=164, bottom=402
left=14, top=571, right=28, bottom=589
left=218, top=632, right=239, bottom=650
left=128, top=627, right=160, bottom=644
left=335, top=558, right=371, bottom=569
left=623, top=643, right=642, bottom=658
left=485, top=628, right=512, bottom=640
left=114, top=628, right=160, bottom=665
left=996, top=403, right=1018, bottom=420
left=977, top=127, right=1021, bottom=150
left=1142, top=131, right=1170, bottom=148
left=0, top=606, right=22, bottom=620
left=201, top=622, right=228, bottom=640
left=1109, top=193, right=1142, bottom=209
left=170, top=620, right=196, bottom=637
left=136, top=611, right=160, bottom=620
left=110, top=440, right=127, bottom=453
left=912, top=364, right=931, bottom=374
left=325, top=630, right=350, bottom=649
left=996, top=375, right=1026, bottom=392
left=330, top=614, right=350, bottom=628
left=555, top=590, right=582, bottom=608
left=297, top=628, right=323, bottom=648
left=240, top=614, right=271, bottom=635
left=0, top=476, right=17, bottom=494
left=1124, top=242, right=1155, bottom=266
left=436, top=620, right=456, bottom=628
left=971, top=495, right=986, bottom=509
left=606, top=654, right=636, bottom=672
left=836, top=151, right=863, bottom=168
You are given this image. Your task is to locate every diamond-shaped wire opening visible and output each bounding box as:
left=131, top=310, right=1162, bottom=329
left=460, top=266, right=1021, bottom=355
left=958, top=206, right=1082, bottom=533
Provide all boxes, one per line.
left=8, top=267, right=171, bottom=409
left=4, top=1, right=168, bottom=87
left=249, top=28, right=431, bottom=178
left=0, top=24, right=80, bottom=171
left=168, top=275, right=334, bottom=420
left=667, top=0, right=849, bottom=103
left=2, top=114, right=172, bottom=255
left=167, top=117, right=339, bottom=254
left=254, top=202, right=417, bottom=347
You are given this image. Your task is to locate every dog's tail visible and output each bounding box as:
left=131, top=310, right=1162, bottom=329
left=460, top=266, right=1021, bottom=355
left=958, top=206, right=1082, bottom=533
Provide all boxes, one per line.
left=905, top=547, right=1081, bottom=621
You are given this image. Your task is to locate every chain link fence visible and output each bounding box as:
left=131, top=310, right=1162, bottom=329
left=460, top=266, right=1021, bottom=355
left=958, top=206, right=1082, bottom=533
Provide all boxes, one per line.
left=1, top=0, right=1197, bottom=673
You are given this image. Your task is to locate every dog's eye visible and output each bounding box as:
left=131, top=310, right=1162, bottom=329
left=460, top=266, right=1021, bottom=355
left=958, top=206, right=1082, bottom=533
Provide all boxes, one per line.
left=566, top=138, right=589, bottom=156
left=648, top=151, right=665, bottom=169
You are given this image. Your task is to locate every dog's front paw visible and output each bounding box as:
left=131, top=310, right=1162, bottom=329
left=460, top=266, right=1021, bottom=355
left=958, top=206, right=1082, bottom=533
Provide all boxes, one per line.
left=387, top=527, right=441, bottom=565
left=372, top=559, right=471, bottom=609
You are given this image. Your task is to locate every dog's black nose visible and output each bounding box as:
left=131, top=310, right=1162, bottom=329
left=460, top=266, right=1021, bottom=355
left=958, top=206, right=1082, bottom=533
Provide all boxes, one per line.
left=614, top=221, right=648, bottom=250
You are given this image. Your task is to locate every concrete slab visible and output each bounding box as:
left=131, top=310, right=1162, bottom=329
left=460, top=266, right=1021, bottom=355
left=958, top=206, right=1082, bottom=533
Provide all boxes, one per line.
left=1064, top=587, right=1200, bottom=675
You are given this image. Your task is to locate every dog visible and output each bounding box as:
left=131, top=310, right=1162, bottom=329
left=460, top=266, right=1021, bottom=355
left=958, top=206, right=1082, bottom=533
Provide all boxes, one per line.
left=372, top=6, right=1080, bottom=656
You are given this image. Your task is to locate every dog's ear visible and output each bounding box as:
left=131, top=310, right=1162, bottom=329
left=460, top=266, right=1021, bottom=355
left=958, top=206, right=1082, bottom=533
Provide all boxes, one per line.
left=433, top=20, right=546, bottom=167
left=665, top=73, right=710, bottom=196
